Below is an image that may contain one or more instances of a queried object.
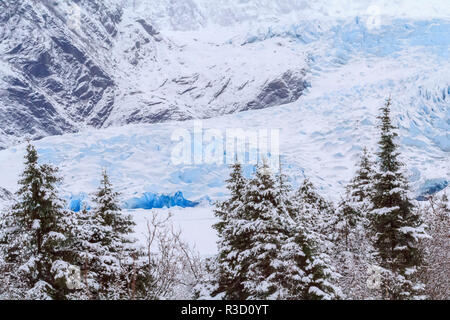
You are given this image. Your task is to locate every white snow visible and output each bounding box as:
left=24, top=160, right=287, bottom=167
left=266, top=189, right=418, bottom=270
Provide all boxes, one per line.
left=129, top=206, right=218, bottom=257
left=121, top=0, right=450, bottom=31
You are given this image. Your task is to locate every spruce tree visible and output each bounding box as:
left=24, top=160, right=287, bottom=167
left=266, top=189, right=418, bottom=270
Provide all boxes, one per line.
left=295, top=179, right=336, bottom=238
left=369, top=98, right=427, bottom=300
left=211, top=161, right=341, bottom=300
left=348, top=147, right=375, bottom=206
left=213, top=160, right=291, bottom=300
left=336, top=148, right=375, bottom=256
left=0, top=143, right=77, bottom=299
left=242, top=161, right=341, bottom=300
left=212, top=161, right=249, bottom=299
left=72, top=170, right=151, bottom=299
left=292, top=179, right=342, bottom=300
left=334, top=148, right=376, bottom=299
left=337, top=148, right=374, bottom=249
left=418, top=193, right=449, bottom=300
left=274, top=161, right=295, bottom=218
left=241, top=160, right=289, bottom=299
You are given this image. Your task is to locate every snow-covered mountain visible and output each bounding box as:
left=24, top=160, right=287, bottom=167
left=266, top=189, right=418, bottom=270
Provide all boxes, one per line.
left=0, top=0, right=449, bottom=205
left=0, top=0, right=120, bottom=148
left=0, top=0, right=313, bottom=149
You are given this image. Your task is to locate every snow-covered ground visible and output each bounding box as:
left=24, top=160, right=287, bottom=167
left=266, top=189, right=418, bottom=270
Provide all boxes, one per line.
left=129, top=206, right=218, bottom=257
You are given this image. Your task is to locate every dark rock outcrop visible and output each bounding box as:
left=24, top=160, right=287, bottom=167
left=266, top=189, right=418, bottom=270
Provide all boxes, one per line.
left=245, top=70, right=310, bottom=111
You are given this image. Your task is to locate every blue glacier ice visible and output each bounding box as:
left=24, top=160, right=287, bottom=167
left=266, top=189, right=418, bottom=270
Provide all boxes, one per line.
left=67, top=193, right=90, bottom=212
left=124, top=191, right=199, bottom=210
left=416, top=179, right=449, bottom=201
left=67, top=191, right=199, bottom=212
left=241, top=19, right=450, bottom=60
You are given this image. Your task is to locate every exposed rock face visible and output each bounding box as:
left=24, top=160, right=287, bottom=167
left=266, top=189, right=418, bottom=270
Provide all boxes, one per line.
left=245, top=71, right=309, bottom=111
left=0, top=0, right=120, bottom=147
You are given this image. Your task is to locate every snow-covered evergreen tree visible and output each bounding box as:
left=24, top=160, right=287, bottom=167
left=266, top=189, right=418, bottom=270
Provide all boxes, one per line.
left=212, top=161, right=249, bottom=299
left=71, top=170, right=152, bottom=299
left=369, top=98, right=427, bottom=300
left=334, top=148, right=376, bottom=299
left=291, top=178, right=342, bottom=300
left=348, top=147, right=375, bottom=208
left=0, top=143, right=78, bottom=300
left=295, top=179, right=336, bottom=237
left=211, top=160, right=337, bottom=300
left=241, top=160, right=290, bottom=299
left=418, top=193, right=449, bottom=300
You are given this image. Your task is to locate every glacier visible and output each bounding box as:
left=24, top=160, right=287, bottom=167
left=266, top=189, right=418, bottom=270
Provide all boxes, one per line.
left=416, top=179, right=449, bottom=201
left=124, top=191, right=199, bottom=210
left=67, top=193, right=90, bottom=212
left=0, top=0, right=448, bottom=209
left=67, top=191, right=199, bottom=212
